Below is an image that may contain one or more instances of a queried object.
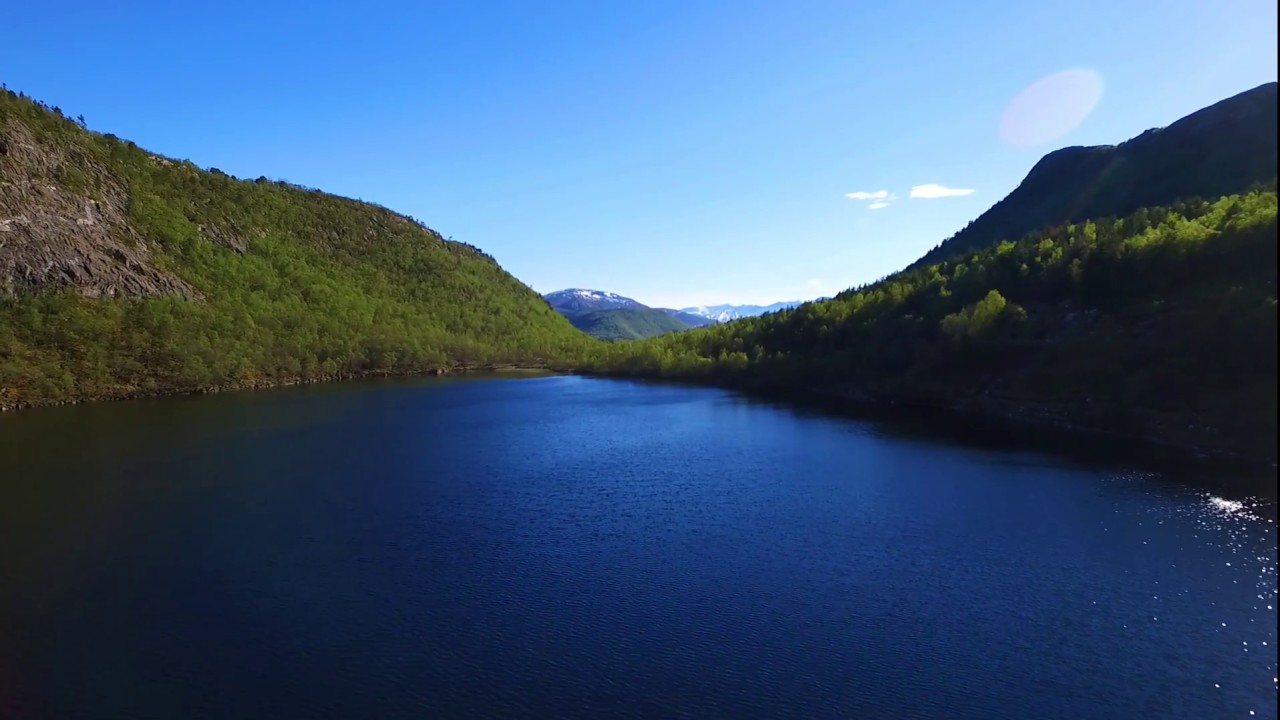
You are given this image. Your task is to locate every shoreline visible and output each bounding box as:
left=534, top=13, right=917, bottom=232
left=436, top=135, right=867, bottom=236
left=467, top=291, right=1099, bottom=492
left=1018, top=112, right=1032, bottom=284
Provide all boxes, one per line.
left=577, top=370, right=1278, bottom=472
left=0, top=364, right=559, bottom=414
left=5, top=365, right=1275, bottom=474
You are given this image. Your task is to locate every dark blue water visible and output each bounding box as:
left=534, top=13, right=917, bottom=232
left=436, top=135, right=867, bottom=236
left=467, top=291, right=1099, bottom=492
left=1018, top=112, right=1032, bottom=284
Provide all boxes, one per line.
left=0, top=375, right=1275, bottom=719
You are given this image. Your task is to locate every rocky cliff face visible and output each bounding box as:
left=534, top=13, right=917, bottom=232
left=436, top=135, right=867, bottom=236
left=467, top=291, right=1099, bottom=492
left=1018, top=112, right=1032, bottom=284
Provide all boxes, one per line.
left=0, top=88, right=593, bottom=410
left=0, top=117, right=205, bottom=298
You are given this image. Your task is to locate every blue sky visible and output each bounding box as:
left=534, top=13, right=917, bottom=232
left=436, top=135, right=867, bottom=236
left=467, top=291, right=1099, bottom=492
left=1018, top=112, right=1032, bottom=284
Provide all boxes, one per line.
left=3, top=1, right=1276, bottom=308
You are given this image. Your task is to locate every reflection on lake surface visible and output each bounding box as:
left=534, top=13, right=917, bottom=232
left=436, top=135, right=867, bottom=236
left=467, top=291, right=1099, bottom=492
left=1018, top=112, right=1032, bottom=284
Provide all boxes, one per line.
left=1, top=375, right=1275, bottom=719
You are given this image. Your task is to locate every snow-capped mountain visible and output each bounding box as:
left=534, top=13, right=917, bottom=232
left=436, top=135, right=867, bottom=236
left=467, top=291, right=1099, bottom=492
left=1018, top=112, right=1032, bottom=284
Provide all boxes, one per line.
left=544, top=289, right=700, bottom=340
left=678, top=301, right=802, bottom=324
left=544, top=289, right=805, bottom=329
left=656, top=308, right=717, bottom=327
left=543, top=288, right=647, bottom=314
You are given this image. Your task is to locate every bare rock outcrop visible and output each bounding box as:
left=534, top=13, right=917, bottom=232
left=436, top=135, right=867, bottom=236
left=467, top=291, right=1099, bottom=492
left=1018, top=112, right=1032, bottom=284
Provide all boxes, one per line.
left=0, top=121, right=199, bottom=298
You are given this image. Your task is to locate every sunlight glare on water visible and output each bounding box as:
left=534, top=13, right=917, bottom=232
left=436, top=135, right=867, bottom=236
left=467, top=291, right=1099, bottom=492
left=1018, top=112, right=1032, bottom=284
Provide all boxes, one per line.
left=999, top=68, right=1105, bottom=148
left=1209, top=496, right=1249, bottom=516
left=0, top=378, right=1275, bottom=719
left=1181, top=490, right=1276, bottom=714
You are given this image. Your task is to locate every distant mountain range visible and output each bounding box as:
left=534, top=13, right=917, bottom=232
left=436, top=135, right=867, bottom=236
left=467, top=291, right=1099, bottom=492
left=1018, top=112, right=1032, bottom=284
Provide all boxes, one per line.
left=914, top=81, right=1278, bottom=267
left=677, top=301, right=802, bottom=323
left=544, top=289, right=689, bottom=340
left=658, top=309, right=717, bottom=328
left=542, top=289, right=646, bottom=314
left=543, top=289, right=800, bottom=340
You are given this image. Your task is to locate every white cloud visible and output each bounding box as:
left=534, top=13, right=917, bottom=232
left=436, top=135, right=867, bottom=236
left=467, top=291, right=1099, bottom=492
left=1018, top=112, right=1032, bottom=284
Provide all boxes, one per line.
left=910, top=184, right=975, bottom=199
left=807, top=278, right=824, bottom=290
left=847, top=190, right=899, bottom=210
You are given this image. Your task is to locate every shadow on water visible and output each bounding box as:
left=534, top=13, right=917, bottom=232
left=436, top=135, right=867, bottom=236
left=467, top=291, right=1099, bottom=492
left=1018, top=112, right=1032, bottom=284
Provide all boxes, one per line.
left=609, top=377, right=1278, bottom=503
left=0, top=371, right=553, bottom=477
left=0, top=371, right=1275, bottom=720
left=2, top=370, right=1273, bottom=503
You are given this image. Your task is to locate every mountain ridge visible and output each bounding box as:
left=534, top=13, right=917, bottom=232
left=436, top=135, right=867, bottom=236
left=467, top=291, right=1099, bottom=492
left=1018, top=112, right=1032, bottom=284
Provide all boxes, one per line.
left=543, top=288, right=646, bottom=313
left=656, top=308, right=716, bottom=327
left=587, top=190, right=1278, bottom=462
left=543, top=288, right=692, bottom=340
left=542, top=288, right=805, bottom=337
left=679, top=301, right=804, bottom=323
left=583, top=83, right=1279, bottom=462
left=0, top=87, right=594, bottom=409
left=913, top=81, right=1278, bottom=267
left=3, top=81, right=1276, bottom=465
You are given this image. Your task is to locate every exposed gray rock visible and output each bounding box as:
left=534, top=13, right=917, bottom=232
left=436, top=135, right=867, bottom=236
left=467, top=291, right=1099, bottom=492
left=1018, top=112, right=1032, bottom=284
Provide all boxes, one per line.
left=0, top=120, right=201, bottom=297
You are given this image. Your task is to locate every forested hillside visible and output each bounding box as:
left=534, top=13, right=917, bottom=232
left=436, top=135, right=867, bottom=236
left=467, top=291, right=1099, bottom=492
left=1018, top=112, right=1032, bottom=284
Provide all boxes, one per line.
left=543, top=289, right=696, bottom=340
left=3, top=83, right=1276, bottom=463
left=564, top=308, right=690, bottom=341
left=585, top=191, right=1279, bottom=460
left=0, top=88, right=594, bottom=408
left=914, top=82, right=1277, bottom=267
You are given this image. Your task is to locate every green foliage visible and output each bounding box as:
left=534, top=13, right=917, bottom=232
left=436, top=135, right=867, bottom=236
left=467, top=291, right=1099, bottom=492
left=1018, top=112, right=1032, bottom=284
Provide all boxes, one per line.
left=939, top=290, right=1026, bottom=342
left=0, top=89, right=597, bottom=407
left=584, top=191, right=1279, bottom=458
left=3, top=85, right=1276, bottom=461
left=916, top=82, right=1277, bottom=266
left=566, top=308, right=691, bottom=341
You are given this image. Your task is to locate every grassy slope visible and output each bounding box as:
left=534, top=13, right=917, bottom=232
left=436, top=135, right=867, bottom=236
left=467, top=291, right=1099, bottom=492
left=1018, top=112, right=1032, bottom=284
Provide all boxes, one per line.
left=0, top=90, right=595, bottom=408
left=585, top=191, right=1279, bottom=461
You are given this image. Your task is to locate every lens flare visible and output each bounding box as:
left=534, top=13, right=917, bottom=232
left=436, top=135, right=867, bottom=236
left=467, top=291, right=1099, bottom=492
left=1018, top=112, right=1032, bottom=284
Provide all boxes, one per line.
left=999, top=69, right=1104, bottom=148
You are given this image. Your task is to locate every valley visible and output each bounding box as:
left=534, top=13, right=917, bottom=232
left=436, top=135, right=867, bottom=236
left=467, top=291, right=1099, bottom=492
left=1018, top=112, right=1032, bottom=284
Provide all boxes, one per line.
left=2, top=6, right=1277, bottom=719
left=2, top=82, right=1276, bottom=463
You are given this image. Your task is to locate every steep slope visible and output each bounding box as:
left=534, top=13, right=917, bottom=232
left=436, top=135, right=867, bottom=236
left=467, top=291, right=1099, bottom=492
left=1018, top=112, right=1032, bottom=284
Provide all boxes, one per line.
left=587, top=191, right=1279, bottom=461
left=566, top=308, right=691, bottom=342
left=915, top=82, right=1278, bottom=267
left=544, top=288, right=695, bottom=340
left=0, top=89, right=594, bottom=408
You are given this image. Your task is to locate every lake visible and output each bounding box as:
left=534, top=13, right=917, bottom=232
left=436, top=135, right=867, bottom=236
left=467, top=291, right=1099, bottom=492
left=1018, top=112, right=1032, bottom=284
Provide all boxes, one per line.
left=0, top=375, right=1275, bottom=719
